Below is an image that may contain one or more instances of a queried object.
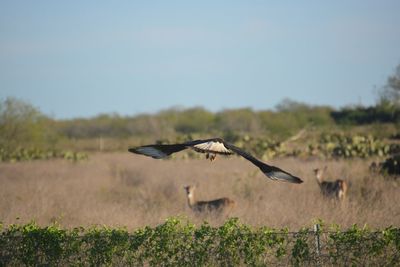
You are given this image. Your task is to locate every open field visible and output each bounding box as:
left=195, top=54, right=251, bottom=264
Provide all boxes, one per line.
left=1, top=152, right=399, bottom=230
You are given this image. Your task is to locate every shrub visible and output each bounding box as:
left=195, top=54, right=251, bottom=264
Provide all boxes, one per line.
left=1, top=219, right=399, bottom=266
left=380, top=155, right=400, bottom=177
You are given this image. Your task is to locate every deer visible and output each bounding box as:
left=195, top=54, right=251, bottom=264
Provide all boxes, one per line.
left=183, top=185, right=235, bottom=214
left=313, top=166, right=348, bottom=201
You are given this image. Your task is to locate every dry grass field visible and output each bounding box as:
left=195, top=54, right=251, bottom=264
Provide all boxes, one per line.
left=1, top=152, right=399, bottom=230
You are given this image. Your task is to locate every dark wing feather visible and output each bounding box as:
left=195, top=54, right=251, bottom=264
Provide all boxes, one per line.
left=223, top=141, right=303, bottom=184
left=129, top=138, right=231, bottom=159
left=128, top=144, right=187, bottom=159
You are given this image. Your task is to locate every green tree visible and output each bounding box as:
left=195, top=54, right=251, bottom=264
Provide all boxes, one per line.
left=379, top=64, right=400, bottom=108
left=174, top=107, right=215, bottom=134
left=0, top=97, right=56, bottom=149
left=215, top=108, right=261, bottom=134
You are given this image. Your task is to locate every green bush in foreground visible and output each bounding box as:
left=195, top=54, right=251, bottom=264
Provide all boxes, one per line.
left=1, top=218, right=399, bottom=266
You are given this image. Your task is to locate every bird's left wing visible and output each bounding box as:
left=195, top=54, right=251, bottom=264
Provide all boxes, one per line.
left=223, top=141, right=303, bottom=184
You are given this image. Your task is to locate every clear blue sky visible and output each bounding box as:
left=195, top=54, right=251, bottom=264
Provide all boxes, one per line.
left=1, top=1, right=399, bottom=119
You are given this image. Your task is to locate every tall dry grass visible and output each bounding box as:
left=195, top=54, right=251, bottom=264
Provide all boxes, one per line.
left=1, top=152, right=399, bottom=230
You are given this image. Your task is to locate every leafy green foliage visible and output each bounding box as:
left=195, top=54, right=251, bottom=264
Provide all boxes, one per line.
left=291, top=228, right=312, bottom=266
left=331, top=106, right=400, bottom=124
left=0, top=98, right=88, bottom=162
left=0, top=97, right=58, bottom=150
left=1, top=219, right=399, bottom=266
left=327, top=225, right=400, bottom=266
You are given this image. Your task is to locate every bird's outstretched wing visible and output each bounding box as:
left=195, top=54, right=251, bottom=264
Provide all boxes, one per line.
left=223, top=141, right=303, bottom=184
left=129, top=138, right=303, bottom=184
left=128, top=138, right=232, bottom=159
left=128, top=144, right=187, bottom=159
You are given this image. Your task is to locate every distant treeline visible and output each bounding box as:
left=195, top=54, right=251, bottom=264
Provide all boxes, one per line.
left=56, top=100, right=400, bottom=140
left=331, top=105, right=400, bottom=124
left=1, top=97, right=399, bottom=151
left=57, top=100, right=334, bottom=140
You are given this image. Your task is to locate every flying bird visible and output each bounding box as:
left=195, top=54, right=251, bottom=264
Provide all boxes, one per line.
left=129, top=138, right=303, bottom=184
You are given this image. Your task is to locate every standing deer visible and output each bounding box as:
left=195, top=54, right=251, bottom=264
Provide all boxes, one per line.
left=313, top=167, right=348, bottom=200
left=183, top=185, right=235, bottom=214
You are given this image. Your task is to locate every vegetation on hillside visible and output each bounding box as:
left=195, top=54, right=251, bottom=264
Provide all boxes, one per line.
left=1, top=97, right=398, bottom=145
left=1, top=96, right=400, bottom=165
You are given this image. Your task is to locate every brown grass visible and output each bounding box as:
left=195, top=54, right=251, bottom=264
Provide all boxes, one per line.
left=1, top=153, right=399, bottom=230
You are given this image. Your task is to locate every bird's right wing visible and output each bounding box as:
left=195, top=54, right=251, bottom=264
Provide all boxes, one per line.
left=128, top=144, right=187, bottom=159
left=223, top=141, right=303, bottom=184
